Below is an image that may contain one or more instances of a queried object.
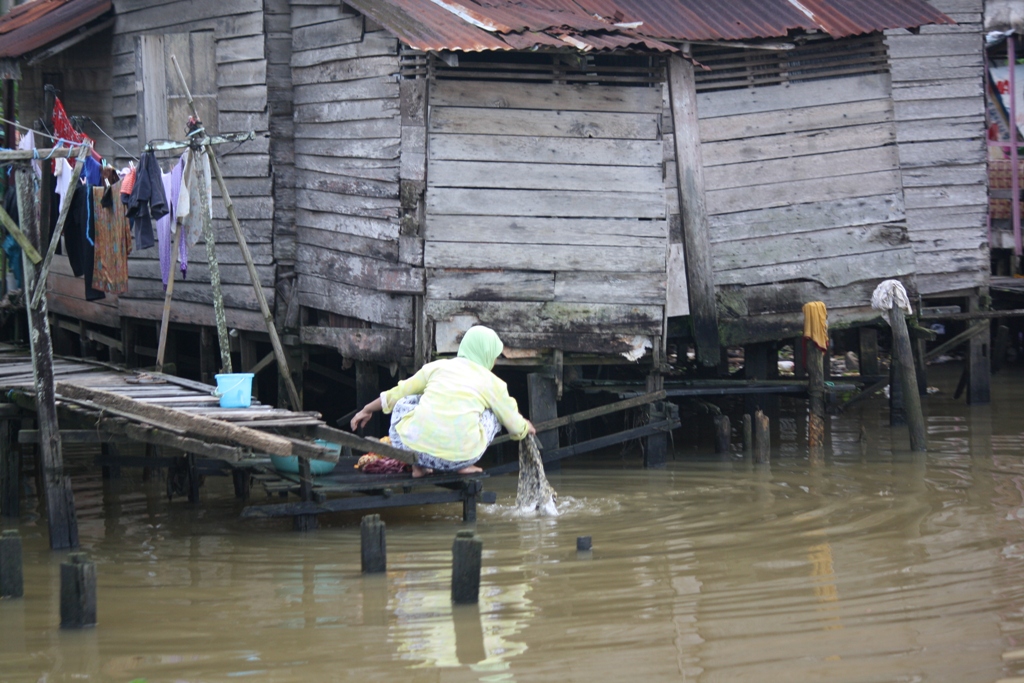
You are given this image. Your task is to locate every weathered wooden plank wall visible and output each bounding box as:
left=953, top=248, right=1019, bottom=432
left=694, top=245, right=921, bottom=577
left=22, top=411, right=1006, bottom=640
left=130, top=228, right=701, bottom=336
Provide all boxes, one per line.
left=289, top=4, right=415, bottom=360
left=886, top=0, right=988, bottom=296
left=19, top=27, right=116, bottom=160
left=424, top=78, right=667, bottom=355
left=69, top=0, right=275, bottom=332
left=684, top=61, right=916, bottom=344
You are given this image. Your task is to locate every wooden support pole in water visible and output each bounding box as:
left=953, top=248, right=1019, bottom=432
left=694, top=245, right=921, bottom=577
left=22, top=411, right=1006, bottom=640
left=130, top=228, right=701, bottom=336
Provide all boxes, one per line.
left=714, top=414, right=730, bottom=456
left=743, top=414, right=753, bottom=455
left=0, top=417, right=18, bottom=518
left=888, top=305, right=928, bottom=451
left=361, top=514, right=386, bottom=573
left=17, top=166, right=78, bottom=550
left=451, top=530, right=482, bottom=605
left=807, top=341, right=825, bottom=463
left=0, top=529, right=23, bottom=598
left=293, top=455, right=318, bottom=532
left=753, top=410, right=770, bottom=464
left=528, top=373, right=560, bottom=472
left=859, top=327, right=880, bottom=377
left=232, top=468, right=250, bottom=501
left=60, top=552, right=96, bottom=628
left=967, top=296, right=991, bottom=405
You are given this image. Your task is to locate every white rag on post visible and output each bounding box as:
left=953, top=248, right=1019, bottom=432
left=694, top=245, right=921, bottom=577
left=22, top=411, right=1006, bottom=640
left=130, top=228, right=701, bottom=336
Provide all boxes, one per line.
left=870, top=279, right=913, bottom=324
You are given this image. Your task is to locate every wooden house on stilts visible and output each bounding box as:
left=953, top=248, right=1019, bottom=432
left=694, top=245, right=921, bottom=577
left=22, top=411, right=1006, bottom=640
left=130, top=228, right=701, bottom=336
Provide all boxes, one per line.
left=0, top=0, right=993, bottom=422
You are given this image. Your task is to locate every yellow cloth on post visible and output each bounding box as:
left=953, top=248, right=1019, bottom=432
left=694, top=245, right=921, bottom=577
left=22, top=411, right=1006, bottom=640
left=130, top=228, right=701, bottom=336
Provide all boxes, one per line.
left=380, top=357, right=530, bottom=463
left=802, top=301, right=829, bottom=351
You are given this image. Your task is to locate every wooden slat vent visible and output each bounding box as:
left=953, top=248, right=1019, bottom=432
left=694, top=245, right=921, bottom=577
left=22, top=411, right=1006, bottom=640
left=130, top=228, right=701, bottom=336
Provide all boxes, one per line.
left=401, top=48, right=664, bottom=87
left=693, top=34, right=888, bottom=93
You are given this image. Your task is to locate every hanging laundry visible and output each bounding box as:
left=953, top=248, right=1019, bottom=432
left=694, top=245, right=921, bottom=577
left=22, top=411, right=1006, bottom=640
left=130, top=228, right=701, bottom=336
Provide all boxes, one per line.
left=51, top=96, right=101, bottom=163
left=156, top=153, right=187, bottom=286
left=125, top=151, right=167, bottom=250
left=92, top=181, right=131, bottom=294
left=16, top=130, right=40, bottom=179
left=177, top=150, right=212, bottom=279
left=61, top=176, right=104, bottom=301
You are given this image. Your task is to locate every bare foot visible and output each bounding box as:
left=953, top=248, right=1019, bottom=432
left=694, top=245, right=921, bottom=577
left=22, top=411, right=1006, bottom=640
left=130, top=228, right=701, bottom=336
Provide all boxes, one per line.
left=456, top=465, right=483, bottom=475
left=412, top=465, right=434, bottom=478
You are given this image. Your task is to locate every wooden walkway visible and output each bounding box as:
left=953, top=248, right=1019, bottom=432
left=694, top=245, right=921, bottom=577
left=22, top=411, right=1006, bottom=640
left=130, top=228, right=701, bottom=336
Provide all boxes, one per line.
left=0, top=346, right=492, bottom=529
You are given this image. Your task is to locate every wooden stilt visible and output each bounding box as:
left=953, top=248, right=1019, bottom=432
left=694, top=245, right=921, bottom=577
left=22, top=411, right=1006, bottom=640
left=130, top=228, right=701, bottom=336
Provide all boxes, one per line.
left=293, top=455, right=318, bottom=531
left=199, top=327, right=216, bottom=385
left=462, top=479, right=480, bottom=522
left=239, top=334, right=260, bottom=400
left=967, top=296, right=991, bottom=405
left=0, top=418, right=18, bottom=518
left=121, top=318, right=139, bottom=369
left=186, top=454, right=200, bottom=504
left=360, top=514, right=386, bottom=573
left=858, top=327, right=879, bottom=377
left=451, top=530, right=482, bottom=605
left=527, top=373, right=560, bottom=472
left=807, top=340, right=826, bottom=464
left=100, top=443, right=121, bottom=480
left=60, top=552, right=96, bottom=629
left=913, top=337, right=928, bottom=397
left=0, top=529, right=23, bottom=598
left=16, top=167, right=77, bottom=550
left=232, top=468, right=250, bottom=501
left=888, top=305, right=927, bottom=451
left=742, top=413, right=753, bottom=455
left=753, top=409, right=770, bottom=464
left=714, top=414, right=730, bottom=456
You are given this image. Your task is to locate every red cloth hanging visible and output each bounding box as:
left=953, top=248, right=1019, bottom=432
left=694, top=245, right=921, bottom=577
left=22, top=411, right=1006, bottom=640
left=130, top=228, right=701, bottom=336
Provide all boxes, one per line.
left=51, top=96, right=101, bottom=164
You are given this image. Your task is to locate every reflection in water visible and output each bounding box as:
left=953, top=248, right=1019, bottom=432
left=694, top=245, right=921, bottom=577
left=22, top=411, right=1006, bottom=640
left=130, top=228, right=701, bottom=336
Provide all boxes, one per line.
left=4, top=367, right=1024, bottom=681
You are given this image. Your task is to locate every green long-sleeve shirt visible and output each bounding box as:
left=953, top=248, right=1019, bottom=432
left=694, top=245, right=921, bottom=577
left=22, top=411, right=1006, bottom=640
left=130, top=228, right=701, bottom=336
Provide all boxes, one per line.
left=381, top=357, right=529, bottom=462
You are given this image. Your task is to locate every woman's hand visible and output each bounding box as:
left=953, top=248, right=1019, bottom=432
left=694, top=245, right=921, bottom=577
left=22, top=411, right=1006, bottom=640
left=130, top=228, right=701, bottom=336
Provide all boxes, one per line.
left=351, top=408, right=374, bottom=431
left=351, top=397, right=383, bottom=431
left=526, top=420, right=537, bottom=436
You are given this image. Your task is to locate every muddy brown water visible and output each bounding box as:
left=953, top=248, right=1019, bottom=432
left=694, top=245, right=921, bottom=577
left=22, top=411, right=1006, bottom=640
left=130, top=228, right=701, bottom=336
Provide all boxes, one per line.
left=4, top=364, right=1024, bottom=682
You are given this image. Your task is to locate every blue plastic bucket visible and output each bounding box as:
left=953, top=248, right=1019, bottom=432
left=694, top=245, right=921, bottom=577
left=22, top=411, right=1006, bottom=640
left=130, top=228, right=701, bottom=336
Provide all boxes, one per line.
left=214, top=373, right=254, bottom=408
left=270, top=440, right=341, bottom=476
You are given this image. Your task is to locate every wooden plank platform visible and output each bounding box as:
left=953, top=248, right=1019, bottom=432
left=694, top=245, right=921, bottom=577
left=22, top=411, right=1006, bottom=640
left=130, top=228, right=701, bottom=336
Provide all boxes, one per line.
left=0, top=345, right=493, bottom=522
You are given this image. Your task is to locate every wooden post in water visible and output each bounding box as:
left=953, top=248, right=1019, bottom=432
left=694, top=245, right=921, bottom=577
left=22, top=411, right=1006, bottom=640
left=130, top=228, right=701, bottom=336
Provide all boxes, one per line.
left=742, top=414, right=753, bottom=455
left=873, top=281, right=927, bottom=451
left=714, top=415, right=730, bottom=456
left=859, top=327, right=880, bottom=377
left=0, top=416, right=18, bottom=518
left=60, top=552, right=96, bottom=628
left=361, top=514, right=386, bottom=574
left=803, top=302, right=827, bottom=463
left=753, top=410, right=770, bottom=464
left=16, top=166, right=78, bottom=550
left=451, top=530, right=482, bottom=605
left=889, top=306, right=927, bottom=451
left=0, top=529, right=23, bottom=598
left=966, top=295, right=991, bottom=405
left=293, top=455, right=318, bottom=532
left=528, top=373, right=560, bottom=472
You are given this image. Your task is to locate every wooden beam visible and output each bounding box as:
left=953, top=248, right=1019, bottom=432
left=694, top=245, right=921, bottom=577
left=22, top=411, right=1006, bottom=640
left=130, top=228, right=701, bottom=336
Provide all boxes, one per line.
left=17, top=167, right=77, bottom=549
left=54, top=382, right=296, bottom=457
left=667, top=54, right=719, bottom=366
left=489, top=389, right=667, bottom=448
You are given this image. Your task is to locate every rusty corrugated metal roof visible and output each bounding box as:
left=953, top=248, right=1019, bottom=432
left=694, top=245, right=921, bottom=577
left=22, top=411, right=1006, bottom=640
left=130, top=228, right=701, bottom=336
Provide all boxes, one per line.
left=0, top=0, right=112, bottom=59
left=348, top=0, right=953, bottom=52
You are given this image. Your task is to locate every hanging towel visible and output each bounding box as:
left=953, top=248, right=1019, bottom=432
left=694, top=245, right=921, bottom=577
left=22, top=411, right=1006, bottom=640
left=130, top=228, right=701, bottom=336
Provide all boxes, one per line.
left=801, top=301, right=829, bottom=352
left=870, top=280, right=912, bottom=322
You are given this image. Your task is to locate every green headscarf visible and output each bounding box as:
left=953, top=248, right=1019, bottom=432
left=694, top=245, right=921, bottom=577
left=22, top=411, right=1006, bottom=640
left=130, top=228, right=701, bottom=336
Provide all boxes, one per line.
left=457, top=325, right=504, bottom=370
